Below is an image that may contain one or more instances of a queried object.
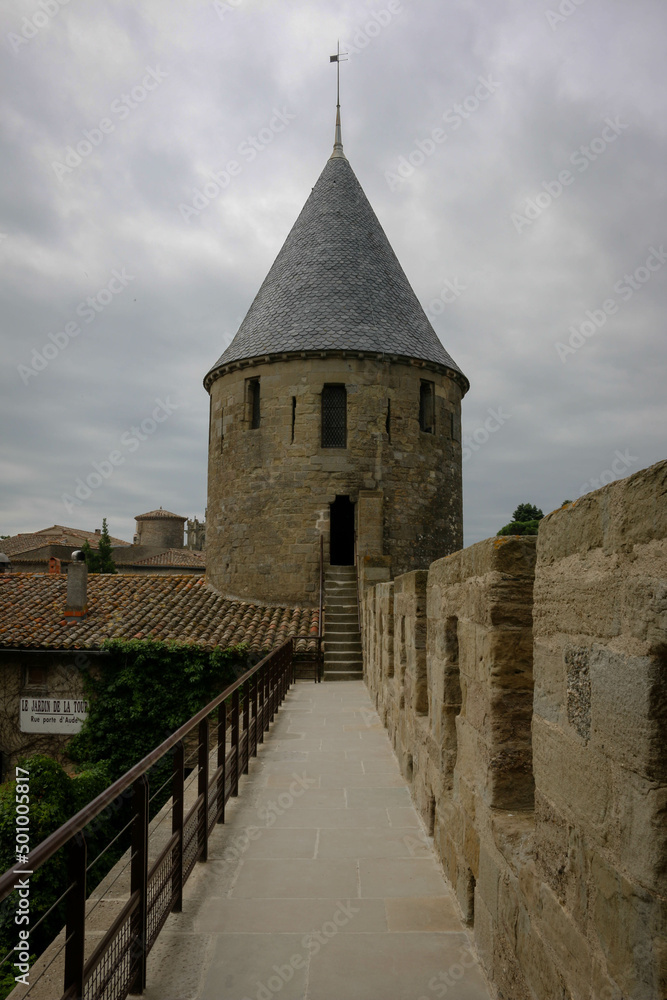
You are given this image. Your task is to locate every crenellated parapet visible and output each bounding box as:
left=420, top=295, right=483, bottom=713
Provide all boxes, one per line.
left=362, top=459, right=667, bottom=1000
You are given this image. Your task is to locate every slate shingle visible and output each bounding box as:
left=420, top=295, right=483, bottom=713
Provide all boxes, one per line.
left=205, top=156, right=467, bottom=384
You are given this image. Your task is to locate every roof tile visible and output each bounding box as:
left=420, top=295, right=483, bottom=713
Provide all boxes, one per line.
left=0, top=574, right=318, bottom=654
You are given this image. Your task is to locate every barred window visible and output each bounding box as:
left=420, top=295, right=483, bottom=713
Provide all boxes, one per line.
left=247, top=378, right=260, bottom=429
left=419, top=380, right=435, bottom=434
left=321, top=384, right=347, bottom=448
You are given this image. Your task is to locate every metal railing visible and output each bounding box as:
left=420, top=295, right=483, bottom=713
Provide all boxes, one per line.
left=317, top=533, right=324, bottom=681
left=0, top=640, right=294, bottom=1000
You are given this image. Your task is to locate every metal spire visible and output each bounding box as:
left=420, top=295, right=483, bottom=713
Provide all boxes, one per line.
left=329, top=41, right=348, bottom=159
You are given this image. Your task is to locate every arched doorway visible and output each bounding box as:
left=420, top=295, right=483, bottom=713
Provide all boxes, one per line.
left=329, top=496, right=355, bottom=565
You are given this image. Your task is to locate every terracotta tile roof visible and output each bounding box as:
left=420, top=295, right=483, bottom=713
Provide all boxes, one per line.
left=135, top=509, right=186, bottom=521
left=130, top=549, right=206, bottom=567
left=0, top=574, right=319, bottom=654
left=1, top=526, right=130, bottom=557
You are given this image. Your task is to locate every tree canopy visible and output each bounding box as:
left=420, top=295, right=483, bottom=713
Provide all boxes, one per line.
left=511, top=503, right=544, bottom=523
left=498, top=501, right=545, bottom=536
left=81, top=517, right=116, bottom=573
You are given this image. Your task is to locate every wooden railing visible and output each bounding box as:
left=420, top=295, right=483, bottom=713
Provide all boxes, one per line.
left=0, top=640, right=294, bottom=1000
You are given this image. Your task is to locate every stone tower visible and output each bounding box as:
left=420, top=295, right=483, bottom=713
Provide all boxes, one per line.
left=134, top=508, right=186, bottom=548
left=204, top=111, right=469, bottom=605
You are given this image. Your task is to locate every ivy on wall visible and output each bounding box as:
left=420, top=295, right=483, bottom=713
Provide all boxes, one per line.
left=69, top=637, right=247, bottom=779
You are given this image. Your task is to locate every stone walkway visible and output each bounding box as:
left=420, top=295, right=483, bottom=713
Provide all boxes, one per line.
left=142, top=681, right=491, bottom=1000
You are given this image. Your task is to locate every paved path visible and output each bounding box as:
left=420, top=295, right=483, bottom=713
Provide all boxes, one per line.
left=142, top=681, right=492, bottom=1000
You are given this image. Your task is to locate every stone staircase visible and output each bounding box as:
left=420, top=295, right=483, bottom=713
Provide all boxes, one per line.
left=323, top=565, right=364, bottom=680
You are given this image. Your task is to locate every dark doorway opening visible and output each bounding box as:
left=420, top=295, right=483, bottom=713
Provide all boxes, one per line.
left=330, top=496, right=355, bottom=565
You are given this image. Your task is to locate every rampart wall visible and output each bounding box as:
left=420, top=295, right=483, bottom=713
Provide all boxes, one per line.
left=362, top=460, right=667, bottom=999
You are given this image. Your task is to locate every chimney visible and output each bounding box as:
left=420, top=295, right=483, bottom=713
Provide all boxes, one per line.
left=65, top=550, right=88, bottom=618
left=49, top=556, right=62, bottom=574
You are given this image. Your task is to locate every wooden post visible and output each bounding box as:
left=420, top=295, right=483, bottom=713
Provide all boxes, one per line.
left=64, top=834, right=87, bottom=1000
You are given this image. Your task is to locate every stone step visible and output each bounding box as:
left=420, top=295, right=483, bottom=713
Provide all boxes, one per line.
left=324, top=647, right=363, bottom=659
left=324, top=651, right=363, bottom=664
left=324, top=566, right=361, bottom=681
left=324, top=643, right=362, bottom=656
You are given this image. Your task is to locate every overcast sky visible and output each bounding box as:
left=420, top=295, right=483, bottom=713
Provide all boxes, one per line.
left=1, top=0, right=665, bottom=549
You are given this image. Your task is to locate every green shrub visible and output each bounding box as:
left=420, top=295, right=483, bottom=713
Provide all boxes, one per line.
left=497, top=519, right=541, bottom=536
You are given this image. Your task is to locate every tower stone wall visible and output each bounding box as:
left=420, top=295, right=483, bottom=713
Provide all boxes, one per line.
left=206, top=354, right=463, bottom=604
left=135, top=513, right=185, bottom=548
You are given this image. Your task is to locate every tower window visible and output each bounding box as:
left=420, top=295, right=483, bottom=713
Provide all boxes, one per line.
left=386, top=398, right=391, bottom=441
left=419, top=380, right=435, bottom=434
left=247, top=378, right=260, bottom=429
left=321, top=384, right=347, bottom=448
left=220, top=407, right=224, bottom=452
left=291, top=396, right=296, bottom=443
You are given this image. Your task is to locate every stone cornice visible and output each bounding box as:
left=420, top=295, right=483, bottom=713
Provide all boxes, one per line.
left=203, top=350, right=470, bottom=396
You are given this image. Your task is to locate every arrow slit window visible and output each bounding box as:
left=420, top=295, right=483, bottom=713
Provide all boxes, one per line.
left=247, top=378, right=260, bottom=429
left=419, top=379, right=435, bottom=434
left=321, top=384, right=347, bottom=448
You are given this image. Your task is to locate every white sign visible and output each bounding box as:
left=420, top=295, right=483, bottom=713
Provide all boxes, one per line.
left=20, top=696, right=88, bottom=734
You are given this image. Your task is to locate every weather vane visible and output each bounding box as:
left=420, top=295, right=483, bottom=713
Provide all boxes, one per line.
left=330, top=40, right=348, bottom=109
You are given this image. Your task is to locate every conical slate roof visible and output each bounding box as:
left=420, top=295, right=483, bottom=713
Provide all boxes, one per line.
left=206, top=152, right=467, bottom=388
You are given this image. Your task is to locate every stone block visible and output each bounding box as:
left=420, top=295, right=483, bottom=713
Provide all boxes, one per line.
left=533, top=637, right=567, bottom=726
left=538, top=461, right=667, bottom=564
left=473, top=895, right=495, bottom=976
left=532, top=714, right=613, bottom=836
left=487, top=745, right=535, bottom=811
left=591, top=851, right=667, bottom=999
left=534, top=789, right=568, bottom=900
left=477, top=843, right=501, bottom=923
left=463, top=812, right=480, bottom=878
left=538, top=882, right=592, bottom=997
left=476, top=628, right=534, bottom=691
left=515, top=918, right=572, bottom=1000
left=589, top=646, right=666, bottom=782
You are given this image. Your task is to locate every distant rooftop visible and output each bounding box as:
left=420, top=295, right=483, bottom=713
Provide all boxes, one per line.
left=1, top=525, right=130, bottom=558
left=134, top=508, right=187, bottom=522
left=115, top=548, right=206, bottom=568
